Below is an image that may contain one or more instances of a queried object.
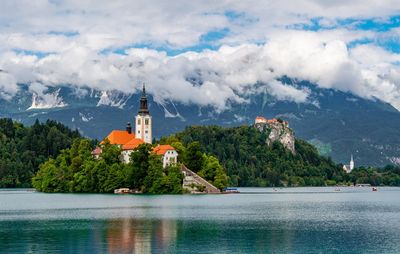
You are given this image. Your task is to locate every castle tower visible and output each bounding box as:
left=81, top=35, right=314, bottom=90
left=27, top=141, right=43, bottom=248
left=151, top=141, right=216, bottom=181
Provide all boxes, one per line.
left=350, top=154, right=354, bottom=170
left=135, top=84, right=152, bottom=144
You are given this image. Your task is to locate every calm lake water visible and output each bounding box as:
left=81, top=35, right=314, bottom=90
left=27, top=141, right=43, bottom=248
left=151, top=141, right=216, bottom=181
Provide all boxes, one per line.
left=0, top=187, right=399, bottom=253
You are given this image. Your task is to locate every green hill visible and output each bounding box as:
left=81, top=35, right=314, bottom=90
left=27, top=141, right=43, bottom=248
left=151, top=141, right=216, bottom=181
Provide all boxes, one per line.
left=163, top=125, right=345, bottom=186
left=167, top=124, right=400, bottom=187
left=0, top=118, right=81, bottom=187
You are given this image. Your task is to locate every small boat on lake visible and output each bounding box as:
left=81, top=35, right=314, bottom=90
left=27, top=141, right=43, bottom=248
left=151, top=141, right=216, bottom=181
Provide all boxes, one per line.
left=356, top=184, right=371, bottom=187
left=114, top=188, right=141, bottom=194
left=114, top=188, right=131, bottom=194
left=372, top=187, right=378, bottom=191
left=223, top=187, right=240, bottom=194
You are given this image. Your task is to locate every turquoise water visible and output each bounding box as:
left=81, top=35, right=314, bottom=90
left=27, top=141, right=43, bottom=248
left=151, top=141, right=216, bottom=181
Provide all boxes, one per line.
left=0, top=187, right=399, bottom=253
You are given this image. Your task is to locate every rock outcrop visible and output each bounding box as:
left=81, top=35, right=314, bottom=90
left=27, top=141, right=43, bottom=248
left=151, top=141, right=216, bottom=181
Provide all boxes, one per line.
left=255, top=120, right=296, bottom=154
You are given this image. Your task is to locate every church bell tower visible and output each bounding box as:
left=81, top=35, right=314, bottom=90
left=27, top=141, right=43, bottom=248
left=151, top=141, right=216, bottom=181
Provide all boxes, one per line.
left=135, top=84, right=152, bottom=144
left=350, top=154, right=354, bottom=171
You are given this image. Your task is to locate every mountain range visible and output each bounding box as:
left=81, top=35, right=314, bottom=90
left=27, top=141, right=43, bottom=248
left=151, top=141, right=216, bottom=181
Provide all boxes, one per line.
left=1, top=78, right=399, bottom=167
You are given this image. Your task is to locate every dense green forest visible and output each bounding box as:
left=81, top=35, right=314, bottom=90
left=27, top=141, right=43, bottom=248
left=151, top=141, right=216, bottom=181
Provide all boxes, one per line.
left=163, top=125, right=400, bottom=187
left=0, top=118, right=81, bottom=187
left=32, top=138, right=228, bottom=193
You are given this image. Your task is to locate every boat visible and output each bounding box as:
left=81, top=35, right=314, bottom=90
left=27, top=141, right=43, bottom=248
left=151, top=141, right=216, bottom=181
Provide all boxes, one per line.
left=372, top=187, right=378, bottom=191
left=114, top=188, right=135, bottom=194
left=356, top=184, right=371, bottom=187
left=223, top=187, right=240, bottom=194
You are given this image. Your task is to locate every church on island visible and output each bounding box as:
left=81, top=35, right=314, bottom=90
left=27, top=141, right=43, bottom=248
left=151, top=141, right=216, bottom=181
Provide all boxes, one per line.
left=91, top=85, right=178, bottom=168
left=91, top=84, right=221, bottom=194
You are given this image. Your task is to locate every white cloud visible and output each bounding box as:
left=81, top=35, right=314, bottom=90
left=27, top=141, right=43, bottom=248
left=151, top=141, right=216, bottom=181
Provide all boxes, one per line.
left=0, top=70, right=18, bottom=99
left=0, top=0, right=399, bottom=111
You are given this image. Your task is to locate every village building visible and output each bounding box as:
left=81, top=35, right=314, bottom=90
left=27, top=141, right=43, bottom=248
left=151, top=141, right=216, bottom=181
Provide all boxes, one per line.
left=121, top=138, right=144, bottom=163
left=91, top=147, right=102, bottom=159
left=153, top=145, right=178, bottom=168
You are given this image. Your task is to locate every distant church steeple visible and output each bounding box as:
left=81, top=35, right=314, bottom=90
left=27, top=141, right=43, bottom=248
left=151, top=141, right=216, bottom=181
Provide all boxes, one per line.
left=135, top=83, right=152, bottom=144
left=350, top=154, right=354, bottom=170
left=343, top=154, right=355, bottom=173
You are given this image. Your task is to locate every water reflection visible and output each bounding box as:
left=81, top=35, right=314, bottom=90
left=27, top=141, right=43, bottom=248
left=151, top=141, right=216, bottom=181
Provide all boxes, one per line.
left=106, top=218, right=177, bottom=254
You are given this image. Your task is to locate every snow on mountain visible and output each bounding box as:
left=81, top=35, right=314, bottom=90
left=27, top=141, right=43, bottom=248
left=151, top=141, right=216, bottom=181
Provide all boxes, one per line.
left=79, top=112, right=93, bottom=122
left=97, top=90, right=131, bottom=109
left=159, top=101, right=186, bottom=121
left=27, top=88, right=67, bottom=110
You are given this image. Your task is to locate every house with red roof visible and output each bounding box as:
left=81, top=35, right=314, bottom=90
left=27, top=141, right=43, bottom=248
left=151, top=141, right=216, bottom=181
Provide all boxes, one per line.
left=152, top=144, right=178, bottom=168
left=121, top=138, right=145, bottom=163
left=101, top=125, right=136, bottom=147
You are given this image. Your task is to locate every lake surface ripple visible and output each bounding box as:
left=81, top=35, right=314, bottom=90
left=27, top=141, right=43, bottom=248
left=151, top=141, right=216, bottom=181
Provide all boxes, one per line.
left=0, top=187, right=399, bottom=253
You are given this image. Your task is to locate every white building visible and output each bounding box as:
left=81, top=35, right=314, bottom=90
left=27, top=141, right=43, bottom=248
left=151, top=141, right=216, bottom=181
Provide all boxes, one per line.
left=343, top=155, right=355, bottom=173
left=153, top=145, right=178, bottom=168
left=121, top=138, right=145, bottom=163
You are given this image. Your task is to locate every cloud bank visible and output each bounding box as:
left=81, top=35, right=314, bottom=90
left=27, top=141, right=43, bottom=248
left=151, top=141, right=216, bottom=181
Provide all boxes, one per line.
left=0, top=0, right=399, bottom=111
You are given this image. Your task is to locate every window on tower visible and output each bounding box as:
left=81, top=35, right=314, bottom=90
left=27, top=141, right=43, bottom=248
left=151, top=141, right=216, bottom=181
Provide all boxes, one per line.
left=145, top=119, right=149, bottom=125
left=138, top=119, right=141, bottom=125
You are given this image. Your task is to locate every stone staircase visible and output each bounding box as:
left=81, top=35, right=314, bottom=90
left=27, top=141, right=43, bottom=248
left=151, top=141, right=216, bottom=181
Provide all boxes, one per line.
left=181, top=165, right=221, bottom=193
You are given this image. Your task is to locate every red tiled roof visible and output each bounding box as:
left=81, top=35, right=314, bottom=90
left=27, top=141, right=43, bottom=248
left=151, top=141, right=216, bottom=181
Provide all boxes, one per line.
left=101, top=130, right=136, bottom=145
left=122, top=138, right=144, bottom=150
left=91, top=146, right=102, bottom=155
left=152, top=145, right=175, bottom=155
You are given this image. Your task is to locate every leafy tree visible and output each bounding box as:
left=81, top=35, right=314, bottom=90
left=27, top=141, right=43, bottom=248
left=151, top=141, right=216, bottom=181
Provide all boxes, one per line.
left=199, top=155, right=228, bottom=190
left=184, top=141, right=204, bottom=172
left=128, top=143, right=152, bottom=189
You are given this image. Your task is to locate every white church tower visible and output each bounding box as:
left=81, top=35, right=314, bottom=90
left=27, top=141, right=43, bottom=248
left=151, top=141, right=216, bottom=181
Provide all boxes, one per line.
left=135, top=84, right=152, bottom=144
left=350, top=154, right=354, bottom=171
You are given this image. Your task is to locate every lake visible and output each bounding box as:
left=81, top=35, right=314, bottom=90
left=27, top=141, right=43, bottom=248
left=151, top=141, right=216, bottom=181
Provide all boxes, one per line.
left=0, top=187, right=399, bottom=253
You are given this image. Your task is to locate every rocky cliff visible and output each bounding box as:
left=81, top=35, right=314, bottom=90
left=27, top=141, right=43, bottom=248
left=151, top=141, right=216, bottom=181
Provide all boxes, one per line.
left=254, top=121, right=296, bottom=154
